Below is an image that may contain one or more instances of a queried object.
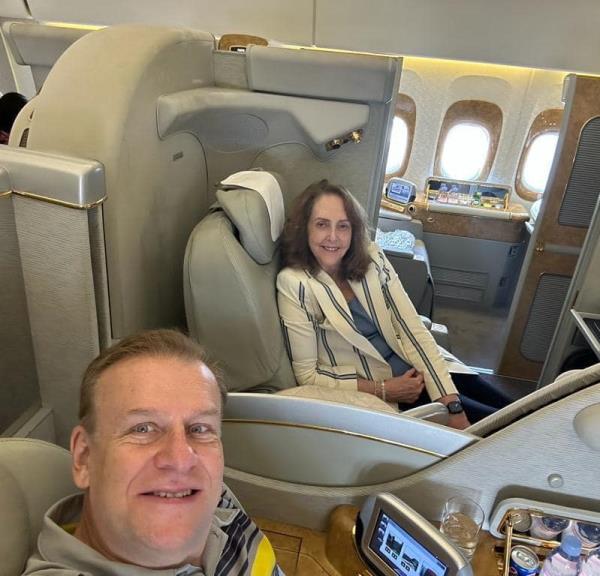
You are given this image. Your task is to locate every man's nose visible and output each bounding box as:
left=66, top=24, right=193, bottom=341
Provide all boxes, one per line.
left=154, top=429, right=197, bottom=471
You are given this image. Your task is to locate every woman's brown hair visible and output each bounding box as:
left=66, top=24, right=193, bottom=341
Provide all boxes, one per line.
left=280, top=179, right=371, bottom=280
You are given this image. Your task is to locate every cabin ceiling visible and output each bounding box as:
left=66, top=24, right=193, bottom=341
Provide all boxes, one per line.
left=2, top=0, right=598, bottom=73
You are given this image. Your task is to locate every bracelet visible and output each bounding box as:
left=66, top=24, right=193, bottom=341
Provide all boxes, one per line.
left=380, top=380, right=387, bottom=403
left=374, top=380, right=382, bottom=399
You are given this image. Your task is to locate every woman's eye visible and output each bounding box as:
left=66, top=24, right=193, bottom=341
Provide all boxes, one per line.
left=338, top=223, right=351, bottom=230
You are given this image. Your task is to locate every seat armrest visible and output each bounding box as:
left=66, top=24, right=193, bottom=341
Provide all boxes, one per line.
left=403, top=401, right=449, bottom=425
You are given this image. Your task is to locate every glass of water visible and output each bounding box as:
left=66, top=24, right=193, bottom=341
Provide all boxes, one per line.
left=440, top=496, right=484, bottom=561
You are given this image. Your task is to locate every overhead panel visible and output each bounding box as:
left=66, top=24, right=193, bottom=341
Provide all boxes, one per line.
left=315, top=0, right=600, bottom=74
left=27, top=0, right=314, bottom=45
left=0, top=0, right=30, bottom=19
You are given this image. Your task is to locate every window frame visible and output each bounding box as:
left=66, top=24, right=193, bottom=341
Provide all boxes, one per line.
left=385, top=94, right=416, bottom=180
left=434, top=100, right=503, bottom=182
left=515, top=108, right=563, bottom=201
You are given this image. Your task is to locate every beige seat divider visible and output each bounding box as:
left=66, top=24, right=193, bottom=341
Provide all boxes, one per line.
left=0, top=168, right=39, bottom=438
left=0, top=146, right=107, bottom=447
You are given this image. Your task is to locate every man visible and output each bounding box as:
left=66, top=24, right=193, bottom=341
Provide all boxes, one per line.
left=23, top=329, right=284, bottom=575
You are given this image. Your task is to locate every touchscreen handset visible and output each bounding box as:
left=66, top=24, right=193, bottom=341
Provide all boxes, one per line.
left=355, top=493, right=473, bottom=576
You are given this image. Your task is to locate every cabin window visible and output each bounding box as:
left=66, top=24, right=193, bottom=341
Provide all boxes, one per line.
left=434, top=100, right=503, bottom=182
left=385, top=94, right=416, bottom=178
left=440, top=123, right=490, bottom=180
left=515, top=109, right=563, bottom=201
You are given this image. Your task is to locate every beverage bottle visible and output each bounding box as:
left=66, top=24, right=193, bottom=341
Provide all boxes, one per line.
left=579, top=548, right=600, bottom=575
left=539, top=534, right=581, bottom=576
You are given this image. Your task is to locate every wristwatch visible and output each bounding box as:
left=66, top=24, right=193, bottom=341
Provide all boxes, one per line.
left=446, top=400, right=464, bottom=414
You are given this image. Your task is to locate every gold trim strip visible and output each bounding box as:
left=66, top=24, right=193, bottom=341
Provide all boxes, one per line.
left=12, top=189, right=106, bottom=210
left=223, top=418, right=444, bottom=458
left=0, top=190, right=11, bottom=198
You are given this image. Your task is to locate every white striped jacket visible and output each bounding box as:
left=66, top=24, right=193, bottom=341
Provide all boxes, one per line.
left=276, top=243, right=458, bottom=401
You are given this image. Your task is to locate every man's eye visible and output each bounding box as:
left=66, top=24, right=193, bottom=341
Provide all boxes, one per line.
left=132, top=423, right=155, bottom=434
left=189, top=423, right=209, bottom=435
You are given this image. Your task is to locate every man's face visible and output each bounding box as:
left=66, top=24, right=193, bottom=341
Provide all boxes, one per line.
left=70, top=355, right=224, bottom=569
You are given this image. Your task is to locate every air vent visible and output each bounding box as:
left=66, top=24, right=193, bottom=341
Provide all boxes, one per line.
left=431, top=266, right=488, bottom=289
left=559, top=117, right=600, bottom=228
left=520, top=274, right=571, bottom=362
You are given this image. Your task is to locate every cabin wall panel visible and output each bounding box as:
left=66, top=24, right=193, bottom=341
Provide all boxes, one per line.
left=316, top=0, right=600, bottom=74
left=0, top=1, right=29, bottom=19
left=27, top=0, right=314, bottom=45
left=13, top=196, right=100, bottom=448
left=398, top=61, right=565, bottom=208
left=0, top=193, right=39, bottom=434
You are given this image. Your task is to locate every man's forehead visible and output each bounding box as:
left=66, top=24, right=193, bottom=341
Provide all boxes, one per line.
left=95, top=355, right=220, bottom=406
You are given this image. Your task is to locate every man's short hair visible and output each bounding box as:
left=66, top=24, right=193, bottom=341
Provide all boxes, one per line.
left=79, top=329, right=227, bottom=433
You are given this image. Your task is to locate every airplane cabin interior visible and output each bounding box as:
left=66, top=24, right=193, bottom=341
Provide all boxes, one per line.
left=2, top=2, right=600, bottom=575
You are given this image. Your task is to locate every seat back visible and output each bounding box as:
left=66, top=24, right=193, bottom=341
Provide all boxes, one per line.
left=184, top=171, right=295, bottom=392
left=0, top=438, right=75, bottom=576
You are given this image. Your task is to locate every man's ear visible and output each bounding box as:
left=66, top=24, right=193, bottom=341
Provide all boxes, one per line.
left=71, top=425, right=92, bottom=490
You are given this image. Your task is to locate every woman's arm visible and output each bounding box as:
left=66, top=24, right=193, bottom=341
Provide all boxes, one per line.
left=375, top=248, right=458, bottom=401
left=277, top=269, right=359, bottom=389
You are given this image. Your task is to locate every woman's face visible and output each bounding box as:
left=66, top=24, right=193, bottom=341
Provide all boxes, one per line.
left=307, top=193, right=352, bottom=277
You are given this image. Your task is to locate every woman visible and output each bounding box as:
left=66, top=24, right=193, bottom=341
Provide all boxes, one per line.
left=276, top=179, right=510, bottom=430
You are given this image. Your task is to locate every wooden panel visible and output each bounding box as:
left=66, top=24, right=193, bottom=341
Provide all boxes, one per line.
left=381, top=197, right=527, bottom=243
left=433, top=100, right=503, bottom=181
left=514, top=108, right=563, bottom=202
left=539, top=77, right=600, bottom=248
left=218, top=33, right=268, bottom=51
left=499, top=75, right=600, bottom=380
left=256, top=506, right=502, bottom=575
left=498, top=251, right=578, bottom=380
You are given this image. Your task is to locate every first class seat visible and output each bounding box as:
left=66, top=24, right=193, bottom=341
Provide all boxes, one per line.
left=225, top=363, right=600, bottom=530
left=0, top=438, right=75, bottom=576
left=183, top=169, right=449, bottom=420
left=377, top=209, right=435, bottom=318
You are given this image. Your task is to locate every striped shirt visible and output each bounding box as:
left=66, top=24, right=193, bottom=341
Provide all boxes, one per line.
left=23, top=486, right=285, bottom=576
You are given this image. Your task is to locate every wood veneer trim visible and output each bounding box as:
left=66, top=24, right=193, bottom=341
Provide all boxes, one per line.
left=385, top=93, right=417, bottom=180
left=433, top=99, right=503, bottom=181
left=514, top=108, right=563, bottom=202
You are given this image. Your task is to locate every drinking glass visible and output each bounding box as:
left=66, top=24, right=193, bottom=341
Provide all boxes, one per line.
left=439, top=495, right=484, bottom=561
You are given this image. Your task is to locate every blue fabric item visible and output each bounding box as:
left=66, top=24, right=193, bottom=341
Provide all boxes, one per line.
left=348, top=297, right=413, bottom=376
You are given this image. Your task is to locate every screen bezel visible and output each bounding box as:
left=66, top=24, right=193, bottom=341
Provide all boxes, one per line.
left=385, top=177, right=416, bottom=205
left=369, top=510, right=449, bottom=575
left=358, top=494, right=470, bottom=576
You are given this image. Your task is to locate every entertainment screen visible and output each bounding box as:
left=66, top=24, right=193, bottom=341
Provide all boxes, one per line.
left=369, top=511, right=449, bottom=576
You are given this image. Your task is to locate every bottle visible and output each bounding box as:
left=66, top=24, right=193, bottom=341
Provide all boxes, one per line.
left=539, top=534, right=581, bottom=576
left=579, top=548, right=600, bottom=576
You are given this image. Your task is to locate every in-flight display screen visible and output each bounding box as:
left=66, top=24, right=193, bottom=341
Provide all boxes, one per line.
left=387, top=179, right=414, bottom=204
left=369, top=511, right=449, bottom=576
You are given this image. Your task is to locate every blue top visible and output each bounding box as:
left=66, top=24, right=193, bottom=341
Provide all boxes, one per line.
left=348, top=297, right=413, bottom=376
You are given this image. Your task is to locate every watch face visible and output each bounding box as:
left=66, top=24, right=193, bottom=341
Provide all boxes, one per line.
left=447, top=401, right=464, bottom=414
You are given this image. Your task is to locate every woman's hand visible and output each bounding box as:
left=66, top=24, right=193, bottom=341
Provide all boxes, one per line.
left=384, top=368, right=425, bottom=404
left=437, top=394, right=472, bottom=430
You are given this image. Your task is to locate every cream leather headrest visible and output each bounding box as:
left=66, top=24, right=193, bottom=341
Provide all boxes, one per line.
left=217, top=171, right=285, bottom=264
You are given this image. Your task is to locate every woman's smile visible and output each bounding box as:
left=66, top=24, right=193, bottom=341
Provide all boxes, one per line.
left=308, top=194, right=352, bottom=276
